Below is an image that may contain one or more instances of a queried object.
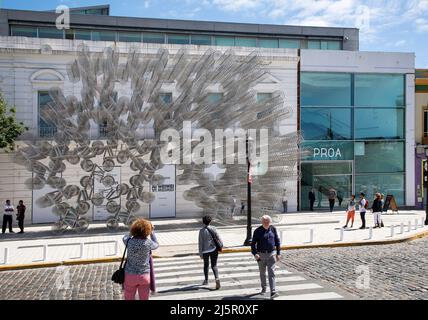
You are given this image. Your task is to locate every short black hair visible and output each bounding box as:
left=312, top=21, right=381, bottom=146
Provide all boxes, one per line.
left=202, top=215, right=212, bottom=226
left=360, top=193, right=365, bottom=197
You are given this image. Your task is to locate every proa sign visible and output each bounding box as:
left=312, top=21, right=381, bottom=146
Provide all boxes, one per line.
left=313, top=147, right=342, bottom=159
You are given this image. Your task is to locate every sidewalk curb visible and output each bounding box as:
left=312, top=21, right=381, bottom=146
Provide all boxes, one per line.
left=1, top=229, right=427, bottom=272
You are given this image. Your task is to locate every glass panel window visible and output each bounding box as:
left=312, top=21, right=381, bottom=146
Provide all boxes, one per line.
left=355, top=108, right=404, bottom=140
left=191, top=34, right=211, bottom=45
left=355, top=141, right=404, bottom=173
left=11, top=26, right=38, bottom=37
left=65, top=29, right=75, bottom=40
left=301, top=72, right=352, bottom=106
left=301, top=108, right=352, bottom=140
left=38, top=27, right=64, bottom=39
left=160, top=93, right=173, bottom=104
left=279, top=39, right=300, bottom=49
left=355, top=174, right=405, bottom=205
left=207, top=93, right=223, bottom=104
left=320, top=41, right=328, bottom=50
left=257, top=93, right=273, bottom=103
left=259, top=38, right=278, bottom=48
left=235, top=37, right=257, bottom=47
left=215, top=36, right=235, bottom=46
left=143, top=32, right=165, bottom=44
left=74, top=29, right=91, bottom=40
left=327, top=41, right=341, bottom=50
left=92, top=30, right=116, bottom=41
left=167, top=34, right=189, bottom=45
left=301, top=141, right=354, bottom=161
left=38, top=91, right=57, bottom=138
left=308, top=40, right=321, bottom=49
left=355, top=74, right=405, bottom=107
left=118, top=32, right=141, bottom=42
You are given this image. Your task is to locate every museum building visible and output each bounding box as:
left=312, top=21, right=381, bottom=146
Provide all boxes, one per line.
left=0, top=5, right=415, bottom=223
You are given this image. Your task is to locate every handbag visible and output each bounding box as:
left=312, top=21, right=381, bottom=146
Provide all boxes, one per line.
left=111, top=238, right=130, bottom=284
left=206, top=227, right=223, bottom=252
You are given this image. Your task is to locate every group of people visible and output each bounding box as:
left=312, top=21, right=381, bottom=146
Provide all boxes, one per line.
left=343, top=192, right=386, bottom=229
left=122, top=214, right=281, bottom=300
left=308, top=186, right=344, bottom=212
left=2, top=199, right=26, bottom=234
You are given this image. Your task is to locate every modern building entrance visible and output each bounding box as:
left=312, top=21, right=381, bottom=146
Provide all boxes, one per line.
left=301, top=161, right=353, bottom=211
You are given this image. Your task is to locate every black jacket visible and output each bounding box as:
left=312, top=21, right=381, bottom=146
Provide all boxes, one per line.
left=371, top=199, right=383, bottom=212
left=251, top=226, right=281, bottom=256
left=309, top=191, right=316, bottom=201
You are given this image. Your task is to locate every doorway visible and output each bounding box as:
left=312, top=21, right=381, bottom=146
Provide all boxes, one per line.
left=301, top=161, right=353, bottom=211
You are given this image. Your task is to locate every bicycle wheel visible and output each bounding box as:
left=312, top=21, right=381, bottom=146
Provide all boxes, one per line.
left=106, top=218, right=119, bottom=231
left=74, top=218, right=89, bottom=233
left=52, top=220, right=67, bottom=234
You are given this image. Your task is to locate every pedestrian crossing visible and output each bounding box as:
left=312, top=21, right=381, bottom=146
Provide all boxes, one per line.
left=150, top=252, right=347, bottom=300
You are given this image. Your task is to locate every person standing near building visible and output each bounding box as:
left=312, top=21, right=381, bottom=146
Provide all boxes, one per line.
left=230, top=196, right=237, bottom=217
left=358, top=193, right=367, bottom=230
left=251, top=215, right=281, bottom=299
left=16, top=200, right=26, bottom=234
left=308, top=188, right=316, bottom=211
left=328, top=187, right=337, bottom=213
left=282, top=189, right=288, bottom=213
left=199, top=215, right=223, bottom=290
left=317, top=186, right=323, bottom=208
left=372, top=193, right=383, bottom=228
left=337, top=190, right=344, bottom=208
left=343, top=195, right=356, bottom=228
left=2, top=200, right=15, bottom=234
left=122, top=219, right=159, bottom=300
left=240, top=201, right=245, bottom=215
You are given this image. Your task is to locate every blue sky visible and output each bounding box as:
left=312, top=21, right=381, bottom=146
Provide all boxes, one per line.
left=2, top=0, right=428, bottom=67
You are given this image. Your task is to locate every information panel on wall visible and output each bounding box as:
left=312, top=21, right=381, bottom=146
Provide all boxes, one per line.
left=150, top=165, right=176, bottom=219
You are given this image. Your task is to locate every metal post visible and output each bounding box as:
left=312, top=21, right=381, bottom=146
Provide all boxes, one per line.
left=400, top=222, right=404, bottom=234
left=0, top=248, right=8, bottom=265
left=309, top=229, right=314, bottom=244
left=337, top=228, right=344, bottom=242
left=407, top=221, right=412, bottom=232
left=414, top=218, right=418, bottom=230
left=244, top=137, right=252, bottom=246
left=366, top=227, right=373, bottom=240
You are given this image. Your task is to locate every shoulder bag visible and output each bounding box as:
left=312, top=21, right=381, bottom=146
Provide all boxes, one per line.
left=111, top=238, right=130, bottom=284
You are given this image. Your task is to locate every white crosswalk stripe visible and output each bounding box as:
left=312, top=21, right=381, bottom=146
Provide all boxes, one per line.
left=150, top=252, right=347, bottom=300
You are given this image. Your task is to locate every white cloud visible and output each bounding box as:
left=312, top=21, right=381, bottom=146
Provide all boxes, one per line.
left=212, top=0, right=262, bottom=11
left=394, top=40, right=407, bottom=47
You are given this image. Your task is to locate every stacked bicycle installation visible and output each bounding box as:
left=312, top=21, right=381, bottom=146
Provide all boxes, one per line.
left=13, top=44, right=302, bottom=233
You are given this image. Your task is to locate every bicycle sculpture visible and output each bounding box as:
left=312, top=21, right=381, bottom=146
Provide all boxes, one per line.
left=14, top=44, right=302, bottom=233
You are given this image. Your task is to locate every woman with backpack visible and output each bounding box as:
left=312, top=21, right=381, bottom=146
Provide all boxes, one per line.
left=198, top=215, right=223, bottom=290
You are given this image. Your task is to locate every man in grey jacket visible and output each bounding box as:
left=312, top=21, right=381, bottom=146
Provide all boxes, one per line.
left=198, top=215, right=223, bottom=290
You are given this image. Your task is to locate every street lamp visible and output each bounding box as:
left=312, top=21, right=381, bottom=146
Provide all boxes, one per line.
left=244, top=136, right=253, bottom=246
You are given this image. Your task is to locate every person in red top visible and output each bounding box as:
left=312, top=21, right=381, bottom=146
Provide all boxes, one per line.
left=16, top=200, right=26, bottom=234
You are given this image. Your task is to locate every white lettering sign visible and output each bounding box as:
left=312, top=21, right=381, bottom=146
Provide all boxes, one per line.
left=313, top=148, right=342, bottom=159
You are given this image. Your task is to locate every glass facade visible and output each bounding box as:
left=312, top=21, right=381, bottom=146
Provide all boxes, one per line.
left=9, top=25, right=345, bottom=50
left=300, top=72, right=406, bottom=209
left=301, top=73, right=352, bottom=106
